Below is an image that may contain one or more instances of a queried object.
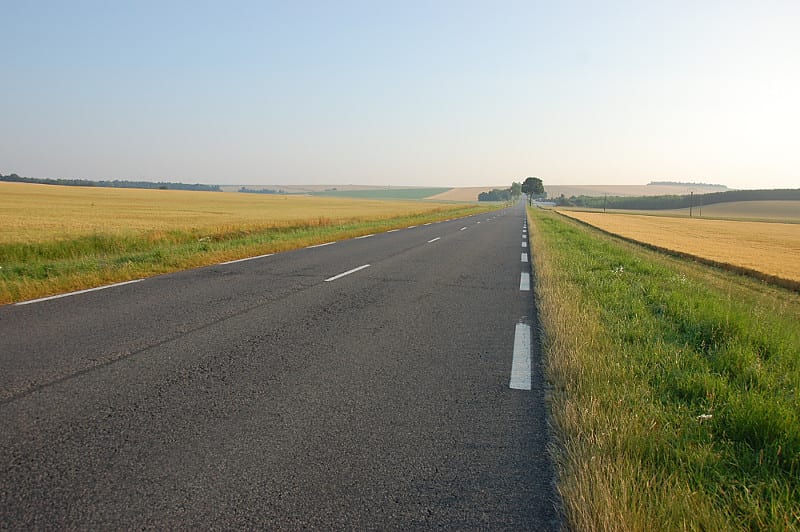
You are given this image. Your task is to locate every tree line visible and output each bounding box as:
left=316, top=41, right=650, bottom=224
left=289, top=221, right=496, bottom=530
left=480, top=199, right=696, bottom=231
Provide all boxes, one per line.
left=0, top=173, right=221, bottom=192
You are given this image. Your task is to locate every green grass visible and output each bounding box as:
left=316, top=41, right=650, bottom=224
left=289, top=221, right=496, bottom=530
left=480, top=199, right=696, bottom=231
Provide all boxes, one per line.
left=0, top=205, right=490, bottom=304
left=309, top=187, right=451, bottom=200
left=528, top=207, right=800, bottom=530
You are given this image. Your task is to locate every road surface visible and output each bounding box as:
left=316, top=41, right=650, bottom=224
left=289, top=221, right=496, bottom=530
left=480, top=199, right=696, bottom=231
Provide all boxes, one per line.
left=0, top=203, right=561, bottom=529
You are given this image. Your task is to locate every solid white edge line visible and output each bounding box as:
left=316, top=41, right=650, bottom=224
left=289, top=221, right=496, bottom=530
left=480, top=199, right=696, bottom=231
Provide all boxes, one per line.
left=15, top=279, right=144, bottom=306
left=521, top=253, right=528, bottom=263
left=324, top=264, right=371, bottom=282
left=306, top=241, right=335, bottom=249
left=423, top=222, right=432, bottom=226
left=427, top=237, right=441, bottom=243
left=220, top=253, right=274, bottom=265
left=510, top=322, right=532, bottom=390
left=520, top=272, right=530, bottom=291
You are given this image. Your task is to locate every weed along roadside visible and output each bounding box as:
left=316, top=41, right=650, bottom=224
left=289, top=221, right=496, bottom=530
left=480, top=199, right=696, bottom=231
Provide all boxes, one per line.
left=0, top=184, right=496, bottom=304
left=527, top=206, right=800, bottom=530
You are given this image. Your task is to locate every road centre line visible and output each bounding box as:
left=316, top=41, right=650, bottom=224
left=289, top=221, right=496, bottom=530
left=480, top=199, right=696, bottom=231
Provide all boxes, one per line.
left=220, top=253, right=274, bottom=265
left=520, top=272, right=530, bottom=291
left=306, top=242, right=335, bottom=249
left=427, top=237, right=441, bottom=243
left=460, top=227, right=467, bottom=231
left=510, top=322, right=532, bottom=390
left=324, top=264, right=371, bottom=282
left=15, top=279, right=144, bottom=306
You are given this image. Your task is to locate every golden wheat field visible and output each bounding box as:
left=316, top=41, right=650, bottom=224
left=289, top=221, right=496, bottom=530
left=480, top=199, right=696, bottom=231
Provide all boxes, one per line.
left=560, top=210, right=800, bottom=283
left=0, top=182, right=465, bottom=244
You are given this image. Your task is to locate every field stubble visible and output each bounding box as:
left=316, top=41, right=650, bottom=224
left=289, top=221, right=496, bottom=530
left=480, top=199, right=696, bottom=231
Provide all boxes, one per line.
left=0, top=182, right=493, bottom=304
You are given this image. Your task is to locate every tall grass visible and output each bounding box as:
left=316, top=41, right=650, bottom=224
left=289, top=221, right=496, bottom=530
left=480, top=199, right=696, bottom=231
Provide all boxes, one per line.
left=0, top=206, right=489, bottom=304
left=529, top=207, right=800, bottom=530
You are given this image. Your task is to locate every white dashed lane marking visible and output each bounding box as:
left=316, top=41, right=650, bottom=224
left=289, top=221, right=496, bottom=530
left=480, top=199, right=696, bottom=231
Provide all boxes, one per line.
left=520, top=272, right=530, bottom=291
left=324, top=264, right=371, bottom=282
left=510, top=322, right=532, bottom=390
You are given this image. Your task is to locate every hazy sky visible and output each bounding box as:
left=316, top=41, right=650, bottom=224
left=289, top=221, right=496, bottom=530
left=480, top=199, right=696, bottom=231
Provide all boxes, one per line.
left=2, top=1, right=799, bottom=188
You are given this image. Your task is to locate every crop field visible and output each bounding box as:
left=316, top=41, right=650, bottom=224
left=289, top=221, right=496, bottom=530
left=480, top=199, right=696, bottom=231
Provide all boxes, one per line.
left=0, top=182, right=492, bottom=304
left=309, top=187, right=451, bottom=200
left=528, top=207, right=800, bottom=529
left=559, top=210, right=800, bottom=285
left=425, top=187, right=498, bottom=201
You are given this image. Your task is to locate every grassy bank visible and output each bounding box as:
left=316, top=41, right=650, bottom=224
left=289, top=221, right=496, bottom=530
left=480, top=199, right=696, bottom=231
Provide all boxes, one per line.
left=528, top=207, right=800, bottom=530
left=0, top=182, right=493, bottom=304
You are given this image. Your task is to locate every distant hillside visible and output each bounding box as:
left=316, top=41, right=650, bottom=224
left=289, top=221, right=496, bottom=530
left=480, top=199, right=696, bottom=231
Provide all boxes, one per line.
left=648, top=181, right=728, bottom=190
left=545, top=183, right=726, bottom=198
left=0, top=173, right=221, bottom=192
left=556, top=188, right=800, bottom=210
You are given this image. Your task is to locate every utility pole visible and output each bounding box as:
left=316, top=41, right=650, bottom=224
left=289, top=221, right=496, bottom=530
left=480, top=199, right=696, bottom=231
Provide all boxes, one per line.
left=689, top=191, right=693, bottom=218
left=603, top=193, right=607, bottom=213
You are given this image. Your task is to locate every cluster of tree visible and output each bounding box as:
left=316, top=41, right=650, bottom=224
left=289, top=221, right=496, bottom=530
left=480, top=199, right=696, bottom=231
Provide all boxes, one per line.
left=478, top=177, right=546, bottom=202
left=238, top=187, right=287, bottom=194
left=555, top=188, right=800, bottom=209
left=0, top=173, right=221, bottom=192
left=478, top=188, right=514, bottom=201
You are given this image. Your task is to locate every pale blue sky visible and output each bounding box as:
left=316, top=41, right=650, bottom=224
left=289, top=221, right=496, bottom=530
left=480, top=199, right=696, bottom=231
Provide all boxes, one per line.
left=2, top=1, right=798, bottom=188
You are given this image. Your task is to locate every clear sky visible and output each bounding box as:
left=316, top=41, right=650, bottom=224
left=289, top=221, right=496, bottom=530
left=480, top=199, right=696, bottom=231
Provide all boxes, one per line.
left=2, top=1, right=799, bottom=188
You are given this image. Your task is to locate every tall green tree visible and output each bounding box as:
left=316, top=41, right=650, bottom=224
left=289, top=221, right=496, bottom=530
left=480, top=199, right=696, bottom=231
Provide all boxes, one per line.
left=521, top=177, right=544, bottom=196
left=511, top=181, right=522, bottom=197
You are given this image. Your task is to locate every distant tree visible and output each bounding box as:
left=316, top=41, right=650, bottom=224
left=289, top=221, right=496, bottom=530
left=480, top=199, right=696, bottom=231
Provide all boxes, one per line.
left=510, top=181, right=522, bottom=197
left=521, top=177, right=544, bottom=196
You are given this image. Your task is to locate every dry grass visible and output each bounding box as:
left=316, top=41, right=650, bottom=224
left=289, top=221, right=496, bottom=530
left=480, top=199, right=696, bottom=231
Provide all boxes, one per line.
left=560, top=210, right=800, bottom=284
left=0, top=182, right=465, bottom=244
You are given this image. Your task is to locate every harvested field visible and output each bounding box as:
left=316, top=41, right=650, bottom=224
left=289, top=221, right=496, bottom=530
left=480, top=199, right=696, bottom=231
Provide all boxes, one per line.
left=425, top=187, right=497, bottom=201
left=560, top=210, right=800, bottom=284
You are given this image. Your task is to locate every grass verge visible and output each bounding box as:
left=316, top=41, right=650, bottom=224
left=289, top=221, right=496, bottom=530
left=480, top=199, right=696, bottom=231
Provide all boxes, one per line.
left=528, top=207, right=800, bottom=530
left=0, top=205, right=491, bottom=304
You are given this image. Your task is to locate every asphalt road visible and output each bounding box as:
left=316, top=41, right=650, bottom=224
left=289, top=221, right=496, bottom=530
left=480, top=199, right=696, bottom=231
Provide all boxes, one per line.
left=0, top=202, right=561, bottom=529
